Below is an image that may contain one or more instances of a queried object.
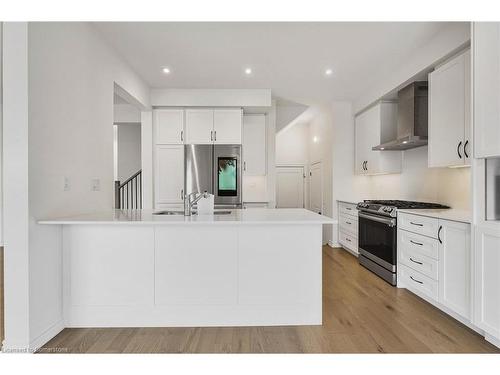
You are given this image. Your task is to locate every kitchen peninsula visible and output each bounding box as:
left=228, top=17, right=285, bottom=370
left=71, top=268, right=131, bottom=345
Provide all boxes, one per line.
left=39, top=208, right=332, bottom=328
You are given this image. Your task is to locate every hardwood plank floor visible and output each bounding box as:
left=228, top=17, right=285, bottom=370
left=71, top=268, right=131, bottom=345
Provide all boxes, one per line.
left=39, top=246, right=499, bottom=353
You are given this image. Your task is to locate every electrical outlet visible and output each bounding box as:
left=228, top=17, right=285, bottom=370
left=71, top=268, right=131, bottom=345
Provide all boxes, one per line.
left=91, top=178, right=100, bottom=192
left=63, top=176, right=70, bottom=191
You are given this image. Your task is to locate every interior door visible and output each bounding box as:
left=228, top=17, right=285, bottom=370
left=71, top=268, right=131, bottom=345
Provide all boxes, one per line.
left=309, top=162, right=322, bottom=214
left=276, top=166, right=304, bottom=208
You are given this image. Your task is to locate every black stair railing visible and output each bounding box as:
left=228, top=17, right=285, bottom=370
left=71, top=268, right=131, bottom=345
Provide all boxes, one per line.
left=115, top=170, right=142, bottom=209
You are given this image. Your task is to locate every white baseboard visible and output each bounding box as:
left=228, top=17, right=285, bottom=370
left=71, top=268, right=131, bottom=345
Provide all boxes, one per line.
left=2, top=319, right=65, bottom=353
left=485, top=333, right=500, bottom=349
left=327, top=240, right=341, bottom=248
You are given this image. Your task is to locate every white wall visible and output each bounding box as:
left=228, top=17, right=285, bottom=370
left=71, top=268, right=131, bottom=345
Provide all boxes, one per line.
left=114, top=103, right=141, bottom=123
left=116, top=124, right=141, bottom=182
left=276, top=122, right=309, bottom=166
left=3, top=22, right=151, bottom=350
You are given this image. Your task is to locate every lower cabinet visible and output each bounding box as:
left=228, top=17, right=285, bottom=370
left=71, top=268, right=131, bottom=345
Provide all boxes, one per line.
left=474, top=224, right=500, bottom=341
left=338, top=201, right=359, bottom=255
left=398, top=213, right=471, bottom=321
left=154, top=145, right=184, bottom=205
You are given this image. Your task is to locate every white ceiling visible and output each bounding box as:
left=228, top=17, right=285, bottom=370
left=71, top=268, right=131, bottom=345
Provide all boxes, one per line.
left=95, top=22, right=451, bottom=106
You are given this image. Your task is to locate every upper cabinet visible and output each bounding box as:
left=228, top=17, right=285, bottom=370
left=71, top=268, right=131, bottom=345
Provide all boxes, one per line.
left=428, top=49, right=471, bottom=167
left=242, top=114, right=267, bottom=176
left=154, top=109, right=185, bottom=144
left=354, top=102, right=402, bottom=175
left=214, top=109, right=242, bottom=144
left=185, top=108, right=242, bottom=144
left=474, top=23, right=500, bottom=158
left=185, top=109, right=214, bottom=144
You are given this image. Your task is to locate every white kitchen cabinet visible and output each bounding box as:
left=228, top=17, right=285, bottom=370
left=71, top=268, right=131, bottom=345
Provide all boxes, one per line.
left=438, top=220, right=471, bottom=319
left=185, top=108, right=242, bottom=144
left=154, top=145, right=184, bottom=204
left=428, top=49, right=471, bottom=167
left=154, top=109, right=184, bottom=144
left=354, top=102, right=402, bottom=175
left=242, top=114, right=266, bottom=175
left=214, top=109, right=242, bottom=144
left=474, top=224, right=500, bottom=341
left=398, top=213, right=471, bottom=321
left=473, top=22, right=500, bottom=158
left=338, top=201, right=359, bottom=256
left=185, top=109, right=214, bottom=144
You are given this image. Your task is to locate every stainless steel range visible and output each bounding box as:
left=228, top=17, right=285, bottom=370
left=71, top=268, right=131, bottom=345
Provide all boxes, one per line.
left=356, top=200, right=449, bottom=285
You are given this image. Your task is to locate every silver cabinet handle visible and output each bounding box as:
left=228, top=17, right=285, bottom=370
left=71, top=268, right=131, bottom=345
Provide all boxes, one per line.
left=214, top=130, right=217, bottom=141
left=457, top=141, right=463, bottom=159
left=181, top=189, right=184, bottom=199
left=180, top=130, right=183, bottom=142
left=243, top=161, right=247, bottom=171
left=410, top=221, right=423, bottom=227
left=346, top=221, right=352, bottom=225
left=410, top=276, right=423, bottom=284
left=410, top=240, right=423, bottom=246
left=464, top=140, right=469, bottom=158
left=345, top=238, right=351, bottom=242
left=438, top=225, right=443, bottom=244
left=210, top=130, right=213, bottom=141
left=345, top=207, right=352, bottom=211
left=409, top=257, right=423, bottom=265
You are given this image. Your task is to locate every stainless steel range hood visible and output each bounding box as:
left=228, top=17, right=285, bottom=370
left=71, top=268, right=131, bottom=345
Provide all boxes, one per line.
left=372, top=81, right=428, bottom=151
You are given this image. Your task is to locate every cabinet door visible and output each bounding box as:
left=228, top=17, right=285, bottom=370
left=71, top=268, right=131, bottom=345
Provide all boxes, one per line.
left=429, top=51, right=468, bottom=167
left=438, top=220, right=471, bottom=319
left=474, top=23, right=500, bottom=158
left=185, top=109, right=214, bottom=144
left=474, top=225, right=500, bottom=338
left=154, top=109, right=184, bottom=144
left=243, top=114, right=266, bottom=175
left=354, top=110, right=370, bottom=175
left=155, top=145, right=184, bottom=204
left=214, top=109, right=242, bottom=144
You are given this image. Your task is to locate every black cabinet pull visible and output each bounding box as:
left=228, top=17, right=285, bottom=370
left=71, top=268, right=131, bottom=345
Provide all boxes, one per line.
left=464, top=140, right=469, bottom=158
left=410, top=257, right=423, bottom=265
left=457, top=141, right=462, bottom=159
left=410, top=240, right=423, bottom=246
left=346, top=221, right=351, bottom=225
left=410, top=276, right=423, bottom=284
left=410, top=222, right=423, bottom=227
left=438, top=225, right=443, bottom=244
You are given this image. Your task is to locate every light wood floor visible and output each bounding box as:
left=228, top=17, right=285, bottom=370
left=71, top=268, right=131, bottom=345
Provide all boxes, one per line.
left=40, top=246, right=499, bottom=353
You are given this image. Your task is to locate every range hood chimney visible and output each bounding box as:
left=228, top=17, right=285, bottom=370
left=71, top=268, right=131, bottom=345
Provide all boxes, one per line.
left=372, top=81, right=428, bottom=151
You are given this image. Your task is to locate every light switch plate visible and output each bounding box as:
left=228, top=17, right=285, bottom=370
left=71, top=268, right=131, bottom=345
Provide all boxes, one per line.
left=91, top=178, right=100, bottom=192
left=63, top=176, right=70, bottom=191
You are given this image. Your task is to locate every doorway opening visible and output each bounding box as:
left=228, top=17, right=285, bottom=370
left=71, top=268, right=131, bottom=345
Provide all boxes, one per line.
left=113, top=85, right=142, bottom=209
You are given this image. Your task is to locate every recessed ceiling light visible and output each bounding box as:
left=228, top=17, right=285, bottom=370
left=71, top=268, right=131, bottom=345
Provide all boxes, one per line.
left=244, top=68, right=252, bottom=75
left=380, top=147, right=385, bottom=150
left=325, top=68, right=333, bottom=76
left=402, top=141, right=408, bottom=144
left=313, top=136, right=319, bottom=143
left=162, top=67, right=171, bottom=74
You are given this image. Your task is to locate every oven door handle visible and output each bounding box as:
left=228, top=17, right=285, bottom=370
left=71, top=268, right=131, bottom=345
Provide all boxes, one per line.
left=358, top=212, right=396, bottom=227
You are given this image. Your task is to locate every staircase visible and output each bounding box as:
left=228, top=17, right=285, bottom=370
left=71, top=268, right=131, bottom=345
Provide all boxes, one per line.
left=115, top=170, right=142, bottom=209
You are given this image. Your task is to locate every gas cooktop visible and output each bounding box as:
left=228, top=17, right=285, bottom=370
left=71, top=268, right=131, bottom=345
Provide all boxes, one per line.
left=357, top=200, right=450, bottom=217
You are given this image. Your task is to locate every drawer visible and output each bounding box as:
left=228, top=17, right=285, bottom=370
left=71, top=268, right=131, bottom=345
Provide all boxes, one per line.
left=339, top=202, right=358, bottom=217
left=339, top=214, right=358, bottom=235
left=399, top=264, right=438, bottom=302
left=398, top=229, right=439, bottom=260
left=398, top=213, right=439, bottom=239
left=399, top=247, right=438, bottom=280
left=339, top=230, right=358, bottom=254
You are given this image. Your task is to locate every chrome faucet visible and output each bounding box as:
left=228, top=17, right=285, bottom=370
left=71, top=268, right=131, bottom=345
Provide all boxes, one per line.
left=184, top=191, right=209, bottom=216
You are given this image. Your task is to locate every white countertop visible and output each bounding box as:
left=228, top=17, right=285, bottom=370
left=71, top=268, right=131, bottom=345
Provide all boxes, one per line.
left=38, top=208, right=334, bottom=225
left=398, top=208, right=471, bottom=223
left=337, top=199, right=359, bottom=205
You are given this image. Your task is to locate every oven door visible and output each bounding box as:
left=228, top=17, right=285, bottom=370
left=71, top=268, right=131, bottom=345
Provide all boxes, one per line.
left=358, top=211, right=397, bottom=271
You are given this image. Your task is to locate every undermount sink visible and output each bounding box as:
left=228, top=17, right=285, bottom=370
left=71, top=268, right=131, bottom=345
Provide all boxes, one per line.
left=153, top=211, right=184, bottom=216
left=153, top=210, right=232, bottom=216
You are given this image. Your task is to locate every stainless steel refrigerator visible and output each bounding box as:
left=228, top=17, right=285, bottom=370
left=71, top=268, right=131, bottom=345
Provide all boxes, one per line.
left=184, top=144, right=242, bottom=208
